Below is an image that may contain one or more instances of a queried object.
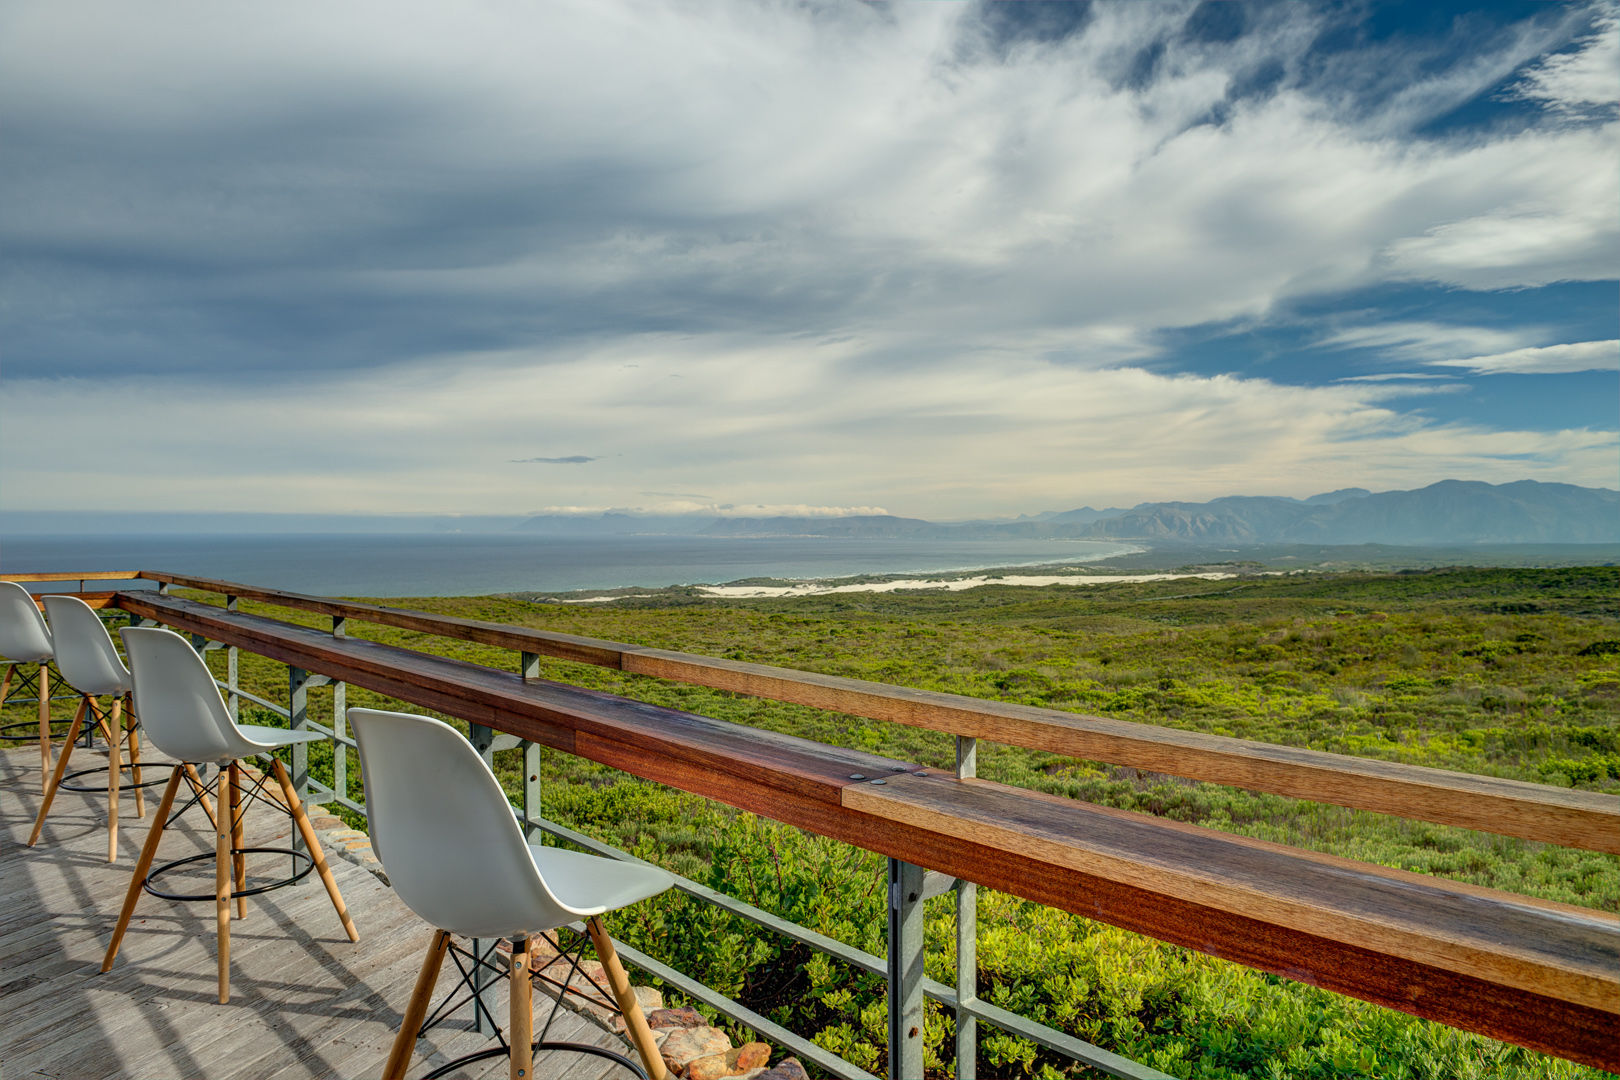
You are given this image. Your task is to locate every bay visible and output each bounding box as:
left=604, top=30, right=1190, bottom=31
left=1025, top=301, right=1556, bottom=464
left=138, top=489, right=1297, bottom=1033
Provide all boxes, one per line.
left=0, top=532, right=1136, bottom=598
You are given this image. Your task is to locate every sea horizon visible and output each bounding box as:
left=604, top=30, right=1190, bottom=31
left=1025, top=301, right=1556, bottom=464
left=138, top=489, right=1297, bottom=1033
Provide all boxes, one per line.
left=0, top=531, right=1139, bottom=598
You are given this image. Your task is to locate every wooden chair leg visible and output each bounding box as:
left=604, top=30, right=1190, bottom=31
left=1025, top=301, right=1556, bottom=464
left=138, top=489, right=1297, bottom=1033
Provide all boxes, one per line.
left=270, top=757, right=359, bottom=943
left=127, top=695, right=145, bottom=819
left=102, top=766, right=183, bottom=972
left=1, top=662, right=13, bottom=707
left=107, top=697, right=123, bottom=862
left=88, top=697, right=116, bottom=744
left=383, top=929, right=451, bottom=1080
left=510, top=936, right=534, bottom=1080
left=230, top=761, right=247, bottom=918
left=38, top=662, right=51, bottom=791
left=217, top=761, right=234, bottom=1003
left=586, top=917, right=667, bottom=1080
left=182, top=763, right=219, bottom=830
left=28, top=697, right=87, bottom=847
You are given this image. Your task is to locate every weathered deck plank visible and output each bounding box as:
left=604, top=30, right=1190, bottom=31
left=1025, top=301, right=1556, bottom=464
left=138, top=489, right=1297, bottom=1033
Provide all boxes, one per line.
left=0, top=746, right=638, bottom=1080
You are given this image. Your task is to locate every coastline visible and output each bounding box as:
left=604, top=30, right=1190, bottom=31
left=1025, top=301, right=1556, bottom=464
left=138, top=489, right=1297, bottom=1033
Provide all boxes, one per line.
left=554, top=563, right=1249, bottom=604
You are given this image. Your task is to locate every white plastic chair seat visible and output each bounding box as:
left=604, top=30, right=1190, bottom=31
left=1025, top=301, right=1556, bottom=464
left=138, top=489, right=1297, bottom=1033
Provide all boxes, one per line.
left=43, top=595, right=131, bottom=697
left=120, top=628, right=333, bottom=764
left=354, top=707, right=676, bottom=1080
left=349, top=707, right=676, bottom=940
left=531, top=845, right=673, bottom=918
left=236, top=724, right=327, bottom=750
left=0, top=581, right=53, bottom=663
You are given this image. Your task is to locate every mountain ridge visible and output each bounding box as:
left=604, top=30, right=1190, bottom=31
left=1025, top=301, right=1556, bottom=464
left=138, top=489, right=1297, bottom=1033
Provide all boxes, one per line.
left=510, top=480, right=1617, bottom=545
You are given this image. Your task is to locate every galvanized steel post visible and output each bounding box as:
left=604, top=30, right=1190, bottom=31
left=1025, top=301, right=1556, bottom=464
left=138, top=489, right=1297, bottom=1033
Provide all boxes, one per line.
left=225, top=596, right=239, bottom=721
left=331, top=617, right=347, bottom=805
left=520, top=651, right=542, bottom=842
left=887, top=857, right=925, bottom=1080
left=956, top=735, right=979, bottom=1080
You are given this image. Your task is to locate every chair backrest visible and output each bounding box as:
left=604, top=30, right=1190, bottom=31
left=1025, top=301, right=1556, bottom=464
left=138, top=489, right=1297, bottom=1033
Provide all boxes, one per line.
left=0, top=581, right=53, bottom=663
left=43, top=595, right=130, bottom=697
left=349, top=707, right=581, bottom=939
left=120, top=626, right=257, bottom=763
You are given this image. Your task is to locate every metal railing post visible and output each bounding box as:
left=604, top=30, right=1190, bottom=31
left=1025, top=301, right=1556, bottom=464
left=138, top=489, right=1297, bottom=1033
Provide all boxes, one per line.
left=956, top=736, right=979, bottom=1080
left=332, top=617, right=347, bottom=806
left=468, top=720, right=498, bottom=1035
left=225, top=595, right=239, bottom=721
left=887, top=857, right=925, bottom=1080
left=520, top=651, right=542, bottom=842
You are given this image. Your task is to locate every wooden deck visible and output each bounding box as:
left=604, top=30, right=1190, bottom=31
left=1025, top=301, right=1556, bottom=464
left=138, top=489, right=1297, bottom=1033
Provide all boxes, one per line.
left=0, top=743, right=632, bottom=1080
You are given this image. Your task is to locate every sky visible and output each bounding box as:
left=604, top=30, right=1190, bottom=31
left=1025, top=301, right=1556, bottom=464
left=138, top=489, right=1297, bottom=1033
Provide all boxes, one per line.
left=1, top=0, right=1616, bottom=522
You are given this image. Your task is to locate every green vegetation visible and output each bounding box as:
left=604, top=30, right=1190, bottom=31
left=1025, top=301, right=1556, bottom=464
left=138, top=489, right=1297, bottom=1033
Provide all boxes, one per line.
left=11, top=567, right=1616, bottom=1078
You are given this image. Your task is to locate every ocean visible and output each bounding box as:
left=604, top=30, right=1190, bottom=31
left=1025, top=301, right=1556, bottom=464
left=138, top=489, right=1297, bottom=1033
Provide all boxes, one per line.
left=0, top=533, right=1136, bottom=598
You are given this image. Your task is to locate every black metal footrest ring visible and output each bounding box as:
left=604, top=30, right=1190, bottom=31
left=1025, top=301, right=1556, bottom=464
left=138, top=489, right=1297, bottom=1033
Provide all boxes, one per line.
left=0, top=718, right=79, bottom=743
left=142, top=846, right=314, bottom=902
left=420, top=1040, right=648, bottom=1080
left=59, top=763, right=170, bottom=794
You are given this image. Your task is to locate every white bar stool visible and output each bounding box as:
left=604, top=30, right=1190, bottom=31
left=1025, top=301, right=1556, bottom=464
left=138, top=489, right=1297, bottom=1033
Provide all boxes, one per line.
left=0, top=580, right=57, bottom=790
left=349, top=707, right=675, bottom=1080
left=27, top=594, right=160, bottom=861
left=100, top=626, right=359, bottom=1003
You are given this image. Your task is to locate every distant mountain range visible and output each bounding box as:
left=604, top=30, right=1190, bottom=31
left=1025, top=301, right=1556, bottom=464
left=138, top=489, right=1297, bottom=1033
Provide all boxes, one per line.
left=519, top=480, right=1617, bottom=546
left=13, top=480, right=1608, bottom=546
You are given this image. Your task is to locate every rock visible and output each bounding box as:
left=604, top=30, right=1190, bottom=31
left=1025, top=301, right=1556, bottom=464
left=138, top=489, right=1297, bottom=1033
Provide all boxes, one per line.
left=686, top=1043, right=773, bottom=1080
left=735, top=1070, right=767, bottom=1080
left=611, top=986, right=667, bottom=1033
left=733, top=1043, right=771, bottom=1071
left=659, top=1025, right=731, bottom=1074
left=754, top=1058, right=809, bottom=1080
left=684, top=1054, right=732, bottom=1080
left=646, top=1006, right=707, bottom=1029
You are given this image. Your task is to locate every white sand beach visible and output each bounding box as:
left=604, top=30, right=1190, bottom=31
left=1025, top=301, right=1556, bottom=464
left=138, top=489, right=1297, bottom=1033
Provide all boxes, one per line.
left=560, top=571, right=1239, bottom=602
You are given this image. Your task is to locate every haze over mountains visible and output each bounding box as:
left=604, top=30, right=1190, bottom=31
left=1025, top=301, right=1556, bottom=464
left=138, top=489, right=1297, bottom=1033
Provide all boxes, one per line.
left=522, top=480, right=1617, bottom=546
left=6, top=481, right=1614, bottom=546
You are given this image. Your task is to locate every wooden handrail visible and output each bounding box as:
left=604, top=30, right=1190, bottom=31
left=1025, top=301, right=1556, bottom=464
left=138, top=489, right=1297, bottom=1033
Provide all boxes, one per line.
left=133, top=571, right=1620, bottom=854
left=3, top=571, right=142, bottom=582
left=112, top=589, right=1620, bottom=1070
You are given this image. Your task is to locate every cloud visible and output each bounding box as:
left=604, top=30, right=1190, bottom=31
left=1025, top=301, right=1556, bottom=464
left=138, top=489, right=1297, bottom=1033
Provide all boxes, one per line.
left=1507, top=2, right=1619, bottom=117
left=2, top=338, right=1613, bottom=517
left=1429, top=339, right=1620, bottom=375
left=512, top=455, right=598, bottom=464
left=526, top=501, right=888, bottom=517
left=712, top=505, right=890, bottom=518
left=1, top=1, right=1614, bottom=381
left=1336, top=373, right=1462, bottom=383
left=1317, top=321, right=1533, bottom=362
left=0, top=2, right=1613, bottom=517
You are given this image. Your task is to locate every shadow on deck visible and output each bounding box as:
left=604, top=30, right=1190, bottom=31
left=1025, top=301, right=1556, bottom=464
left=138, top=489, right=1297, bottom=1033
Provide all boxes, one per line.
left=0, top=744, right=631, bottom=1080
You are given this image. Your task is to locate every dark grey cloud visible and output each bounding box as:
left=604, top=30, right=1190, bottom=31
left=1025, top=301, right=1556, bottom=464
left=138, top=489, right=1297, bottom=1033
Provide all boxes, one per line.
left=513, top=455, right=597, bottom=465
left=0, top=0, right=1610, bottom=393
